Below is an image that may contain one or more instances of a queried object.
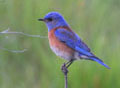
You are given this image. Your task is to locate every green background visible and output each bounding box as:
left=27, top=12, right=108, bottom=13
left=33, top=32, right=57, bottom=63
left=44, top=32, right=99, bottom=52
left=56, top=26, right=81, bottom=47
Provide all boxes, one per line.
left=0, top=0, right=120, bottom=88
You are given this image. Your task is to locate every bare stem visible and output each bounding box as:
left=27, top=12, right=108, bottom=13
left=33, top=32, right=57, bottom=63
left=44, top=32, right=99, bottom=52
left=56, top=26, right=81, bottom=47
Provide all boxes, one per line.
left=61, top=63, right=68, bottom=88
left=65, top=73, right=68, bottom=88
left=61, top=60, right=73, bottom=88
left=0, top=28, right=47, bottom=38
left=0, top=28, right=47, bottom=53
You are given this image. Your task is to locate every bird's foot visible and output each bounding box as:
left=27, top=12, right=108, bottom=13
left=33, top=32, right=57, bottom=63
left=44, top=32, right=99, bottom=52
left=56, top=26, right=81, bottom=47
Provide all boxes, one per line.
left=61, top=63, right=68, bottom=75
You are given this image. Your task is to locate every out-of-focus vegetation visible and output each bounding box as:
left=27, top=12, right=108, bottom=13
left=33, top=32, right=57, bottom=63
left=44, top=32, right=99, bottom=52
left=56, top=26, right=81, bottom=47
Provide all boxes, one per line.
left=0, top=0, right=120, bottom=88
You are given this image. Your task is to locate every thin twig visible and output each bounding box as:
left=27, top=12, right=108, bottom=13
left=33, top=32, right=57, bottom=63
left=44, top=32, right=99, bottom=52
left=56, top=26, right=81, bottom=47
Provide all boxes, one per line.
left=64, top=73, right=68, bottom=88
left=0, top=47, right=27, bottom=53
left=0, top=28, right=47, bottom=53
left=0, top=28, right=47, bottom=38
left=61, top=60, right=74, bottom=88
left=61, top=63, right=68, bottom=88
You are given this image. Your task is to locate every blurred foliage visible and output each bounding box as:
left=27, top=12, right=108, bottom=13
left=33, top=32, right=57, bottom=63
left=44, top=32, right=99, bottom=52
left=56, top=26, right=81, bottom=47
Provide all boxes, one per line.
left=0, top=0, right=120, bottom=88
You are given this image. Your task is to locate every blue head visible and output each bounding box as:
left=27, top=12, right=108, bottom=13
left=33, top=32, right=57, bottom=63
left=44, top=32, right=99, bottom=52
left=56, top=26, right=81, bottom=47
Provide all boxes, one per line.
left=38, top=12, right=69, bottom=31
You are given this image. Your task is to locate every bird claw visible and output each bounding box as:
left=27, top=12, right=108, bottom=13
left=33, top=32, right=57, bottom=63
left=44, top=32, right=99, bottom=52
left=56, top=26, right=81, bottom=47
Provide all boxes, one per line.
left=61, top=63, right=68, bottom=75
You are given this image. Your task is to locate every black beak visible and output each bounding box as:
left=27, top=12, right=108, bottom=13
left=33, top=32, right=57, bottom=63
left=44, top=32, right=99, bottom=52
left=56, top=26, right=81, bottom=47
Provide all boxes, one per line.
left=38, top=18, right=45, bottom=21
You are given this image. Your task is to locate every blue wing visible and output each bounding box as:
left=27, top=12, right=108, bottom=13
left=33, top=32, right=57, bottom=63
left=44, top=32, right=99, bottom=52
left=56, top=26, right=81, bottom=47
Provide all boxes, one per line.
left=55, top=28, right=93, bottom=56
left=55, top=28, right=110, bottom=69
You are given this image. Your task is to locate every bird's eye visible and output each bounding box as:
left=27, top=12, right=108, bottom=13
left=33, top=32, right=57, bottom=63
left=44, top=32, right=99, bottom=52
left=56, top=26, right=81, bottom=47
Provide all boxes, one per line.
left=47, top=18, right=53, bottom=21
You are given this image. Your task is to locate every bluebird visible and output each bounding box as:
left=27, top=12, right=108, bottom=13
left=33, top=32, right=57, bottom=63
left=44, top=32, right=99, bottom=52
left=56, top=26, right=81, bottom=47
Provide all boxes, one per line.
left=38, top=12, right=110, bottom=69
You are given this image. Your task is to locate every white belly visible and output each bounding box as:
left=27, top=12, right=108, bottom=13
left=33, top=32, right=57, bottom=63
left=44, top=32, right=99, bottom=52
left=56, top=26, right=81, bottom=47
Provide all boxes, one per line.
left=50, top=46, right=73, bottom=61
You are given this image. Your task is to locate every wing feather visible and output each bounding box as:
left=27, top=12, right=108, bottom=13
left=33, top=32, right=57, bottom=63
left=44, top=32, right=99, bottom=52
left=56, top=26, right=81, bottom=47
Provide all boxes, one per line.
left=55, top=28, right=93, bottom=56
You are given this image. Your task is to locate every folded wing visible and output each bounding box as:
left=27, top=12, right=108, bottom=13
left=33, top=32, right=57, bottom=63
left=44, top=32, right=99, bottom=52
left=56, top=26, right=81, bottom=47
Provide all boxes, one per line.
left=55, top=28, right=93, bottom=57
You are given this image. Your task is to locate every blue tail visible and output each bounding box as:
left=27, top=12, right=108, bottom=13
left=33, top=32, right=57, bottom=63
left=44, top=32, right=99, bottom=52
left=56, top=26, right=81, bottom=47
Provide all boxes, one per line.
left=90, top=56, right=110, bottom=69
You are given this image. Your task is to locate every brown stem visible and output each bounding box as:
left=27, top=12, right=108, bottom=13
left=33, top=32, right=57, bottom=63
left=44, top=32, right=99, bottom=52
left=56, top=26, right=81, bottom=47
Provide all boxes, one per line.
left=61, top=63, right=68, bottom=88
left=61, top=60, right=73, bottom=88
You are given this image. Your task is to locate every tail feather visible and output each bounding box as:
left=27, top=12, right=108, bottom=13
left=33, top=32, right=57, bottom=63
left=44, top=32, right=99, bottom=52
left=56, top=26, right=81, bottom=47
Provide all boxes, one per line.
left=90, top=56, right=110, bottom=69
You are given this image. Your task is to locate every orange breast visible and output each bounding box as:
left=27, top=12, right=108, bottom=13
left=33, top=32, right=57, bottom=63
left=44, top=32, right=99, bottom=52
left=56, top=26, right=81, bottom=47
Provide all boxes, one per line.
left=48, top=28, right=75, bottom=60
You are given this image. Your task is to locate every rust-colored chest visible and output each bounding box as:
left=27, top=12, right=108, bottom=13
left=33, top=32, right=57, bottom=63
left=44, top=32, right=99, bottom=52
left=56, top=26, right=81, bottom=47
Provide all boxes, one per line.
left=48, top=28, right=75, bottom=60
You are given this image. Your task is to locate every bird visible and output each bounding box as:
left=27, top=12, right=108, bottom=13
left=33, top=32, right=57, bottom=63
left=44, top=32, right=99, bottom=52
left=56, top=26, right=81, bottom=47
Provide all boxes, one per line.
left=38, top=12, right=110, bottom=69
